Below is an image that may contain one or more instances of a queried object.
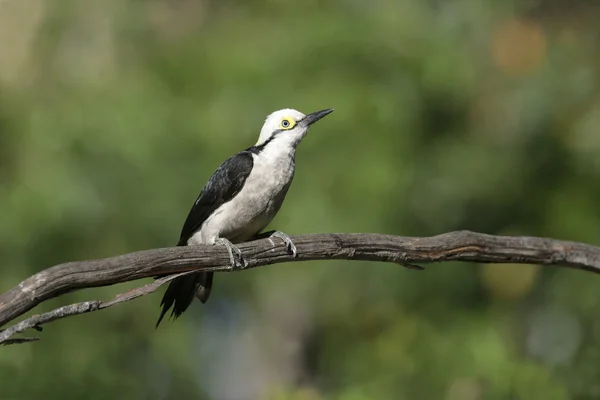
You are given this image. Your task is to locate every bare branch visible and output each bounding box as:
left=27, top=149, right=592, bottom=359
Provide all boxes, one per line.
left=0, top=272, right=194, bottom=344
left=1, top=231, right=599, bottom=344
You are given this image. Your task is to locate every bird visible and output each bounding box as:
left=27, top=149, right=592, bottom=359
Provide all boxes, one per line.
left=156, top=107, right=334, bottom=327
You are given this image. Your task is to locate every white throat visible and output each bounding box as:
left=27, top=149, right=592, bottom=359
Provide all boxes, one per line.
left=256, top=133, right=298, bottom=161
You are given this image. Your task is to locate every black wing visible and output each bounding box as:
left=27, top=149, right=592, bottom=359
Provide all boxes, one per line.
left=177, top=150, right=254, bottom=245
left=156, top=151, right=254, bottom=328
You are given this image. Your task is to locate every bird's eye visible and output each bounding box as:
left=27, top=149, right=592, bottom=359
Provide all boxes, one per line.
left=280, top=117, right=296, bottom=130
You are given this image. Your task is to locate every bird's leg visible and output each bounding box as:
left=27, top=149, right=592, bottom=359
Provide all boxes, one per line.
left=264, top=230, right=298, bottom=257
left=215, top=238, right=247, bottom=270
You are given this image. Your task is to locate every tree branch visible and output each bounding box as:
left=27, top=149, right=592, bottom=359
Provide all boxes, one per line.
left=1, top=231, right=599, bottom=345
left=0, top=272, right=194, bottom=345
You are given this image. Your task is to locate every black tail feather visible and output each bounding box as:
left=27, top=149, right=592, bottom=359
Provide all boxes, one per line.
left=155, top=272, right=213, bottom=328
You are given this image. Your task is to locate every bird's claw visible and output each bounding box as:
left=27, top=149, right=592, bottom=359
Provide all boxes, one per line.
left=216, top=238, right=247, bottom=270
left=234, top=251, right=248, bottom=270
left=270, top=231, right=298, bottom=257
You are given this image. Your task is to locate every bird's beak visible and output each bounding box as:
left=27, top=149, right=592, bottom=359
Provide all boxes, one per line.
left=301, top=108, right=334, bottom=126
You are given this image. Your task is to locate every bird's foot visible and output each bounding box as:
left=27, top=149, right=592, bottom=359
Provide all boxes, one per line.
left=269, top=230, right=298, bottom=257
left=215, top=238, right=247, bottom=270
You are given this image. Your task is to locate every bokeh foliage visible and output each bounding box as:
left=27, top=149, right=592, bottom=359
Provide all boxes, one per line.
left=1, top=0, right=600, bottom=399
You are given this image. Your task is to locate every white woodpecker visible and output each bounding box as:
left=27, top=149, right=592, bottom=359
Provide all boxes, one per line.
left=156, top=108, right=334, bottom=327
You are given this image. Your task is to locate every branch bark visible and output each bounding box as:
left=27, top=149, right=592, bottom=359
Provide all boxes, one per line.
left=1, top=231, right=599, bottom=345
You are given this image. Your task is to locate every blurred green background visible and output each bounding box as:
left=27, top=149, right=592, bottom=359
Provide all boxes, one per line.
left=1, top=0, right=600, bottom=399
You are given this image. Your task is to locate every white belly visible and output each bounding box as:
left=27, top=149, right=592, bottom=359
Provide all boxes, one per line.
left=189, top=152, right=295, bottom=245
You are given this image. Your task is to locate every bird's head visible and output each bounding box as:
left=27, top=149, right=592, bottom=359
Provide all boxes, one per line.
left=255, top=108, right=334, bottom=149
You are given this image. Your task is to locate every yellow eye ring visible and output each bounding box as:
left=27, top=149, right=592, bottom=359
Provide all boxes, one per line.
left=280, top=117, right=296, bottom=130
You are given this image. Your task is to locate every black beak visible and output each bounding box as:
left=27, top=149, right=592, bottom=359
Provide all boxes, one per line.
left=301, top=108, right=334, bottom=126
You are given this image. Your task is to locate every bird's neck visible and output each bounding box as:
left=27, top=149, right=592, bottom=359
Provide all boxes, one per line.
left=255, top=139, right=296, bottom=163
left=252, top=133, right=301, bottom=159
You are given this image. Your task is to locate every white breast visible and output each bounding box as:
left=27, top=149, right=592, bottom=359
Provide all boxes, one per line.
left=189, top=148, right=295, bottom=245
